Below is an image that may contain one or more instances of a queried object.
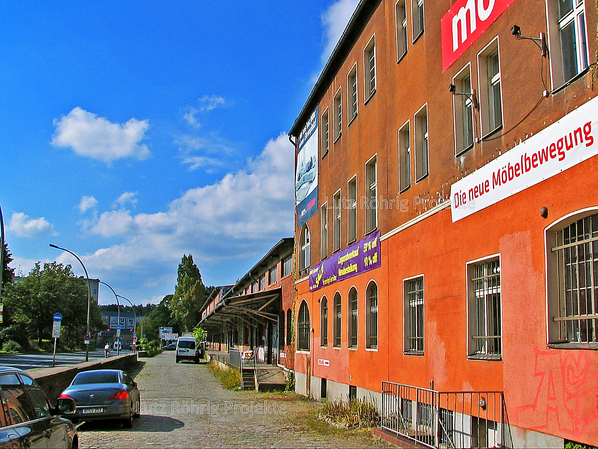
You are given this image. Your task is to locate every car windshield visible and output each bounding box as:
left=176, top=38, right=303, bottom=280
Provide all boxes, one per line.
left=72, top=371, right=120, bottom=385
left=178, top=340, right=195, bottom=349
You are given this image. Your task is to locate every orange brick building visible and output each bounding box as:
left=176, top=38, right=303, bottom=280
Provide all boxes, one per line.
left=289, top=0, right=598, bottom=447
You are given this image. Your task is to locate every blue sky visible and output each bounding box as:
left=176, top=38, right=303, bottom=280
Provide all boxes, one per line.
left=0, top=0, right=360, bottom=306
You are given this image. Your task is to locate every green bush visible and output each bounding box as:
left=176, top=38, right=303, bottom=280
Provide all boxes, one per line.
left=0, top=324, right=30, bottom=350
left=2, top=340, right=23, bottom=353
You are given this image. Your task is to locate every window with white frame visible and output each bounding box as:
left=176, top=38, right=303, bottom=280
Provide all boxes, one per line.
left=282, top=254, right=292, bottom=277
left=348, top=64, right=358, bottom=123
left=348, top=177, right=357, bottom=243
left=320, top=203, right=328, bottom=259
left=299, top=225, right=311, bottom=272
left=333, top=292, right=342, bottom=347
left=453, top=67, right=474, bottom=155
left=334, top=88, right=342, bottom=141
left=412, top=0, right=424, bottom=41
left=467, top=257, right=501, bottom=358
left=404, top=276, right=424, bottom=354
left=297, top=300, right=311, bottom=351
left=321, top=296, right=328, bottom=347
left=547, top=211, right=598, bottom=346
left=268, top=266, right=277, bottom=285
left=414, top=105, right=429, bottom=181
left=348, top=287, right=358, bottom=348
left=398, top=121, right=411, bottom=192
left=321, top=108, right=330, bottom=158
left=365, top=157, right=377, bottom=233
left=364, top=36, right=376, bottom=101
left=333, top=190, right=341, bottom=252
left=395, top=0, right=408, bottom=61
left=366, top=281, right=378, bottom=349
left=547, top=0, right=589, bottom=88
left=478, top=41, right=502, bottom=137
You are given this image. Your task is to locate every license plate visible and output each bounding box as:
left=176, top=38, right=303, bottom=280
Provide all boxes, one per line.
left=82, top=408, right=104, bottom=414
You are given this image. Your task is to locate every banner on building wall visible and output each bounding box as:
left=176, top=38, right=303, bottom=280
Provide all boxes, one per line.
left=296, top=108, right=319, bottom=228
left=451, top=96, right=598, bottom=222
left=441, top=0, right=516, bottom=72
left=309, top=231, right=381, bottom=292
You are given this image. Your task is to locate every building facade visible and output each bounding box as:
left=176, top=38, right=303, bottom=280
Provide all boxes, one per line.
left=289, top=0, right=597, bottom=447
left=200, top=238, right=295, bottom=370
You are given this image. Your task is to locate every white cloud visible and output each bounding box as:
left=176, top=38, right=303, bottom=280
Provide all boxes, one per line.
left=78, top=134, right=294, bottom=284
left=115, top=192, right=138, bottom=208
left=175, top=134, right=236, bottom=172
left=198, top=95, right=226, bottom=112
left=321, top=0, right=360, bottom=62
left=79, top=196, right=98, bottom=213
left=8, top=212, right=55, bottom=238
left=51, top=107, right=151, bottom=163
left=183, top=107, right=200, bottom=128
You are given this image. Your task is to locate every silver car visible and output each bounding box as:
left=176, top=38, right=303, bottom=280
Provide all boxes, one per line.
left=60, top=369, right=140, bottom=428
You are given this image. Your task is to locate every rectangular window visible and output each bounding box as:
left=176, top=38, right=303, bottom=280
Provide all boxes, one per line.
left=412, top=0, right=425, bottom=41
left=548, top=0, right=589, bottom=88
left=320, top=203, right=328, bottom=259
left=348, top=64, right=358, bottom=123
left=404, top=276, right=424, bottom=354
left=334, top=88, right=342, bottom=141
left=468, top=257, right=502, bottom=358
left=333, top=190, right=342, bottom=252
left=398, top=121, right=411, bottom=192
left=478, top=42, right=503, bottom=137
left=282, top=255, right=292, bottom=277
left=321, top=108, right=330, bottom=157
left=348, top=288, right=358, bottom=348
left=452, top=67, right=474, bottom=155
left=347, top=177, right=357, bottom=243
left=321, top=297, right=328, bottom=347
left=334, top=293, right=342, bottom=347
left=259, top=275, right=266, bottom=291
left=366, top=283, right=378, bottom=349
left=268, top=266, right=277, bottom=285
left=548, top=212, right=598, bottom=345
left=365, top=157, right=377, bottom=233
left=364, top=36, right=376, bottom=100
left=395, top=0, right=408, bottom=61
left=414, top=105, right=429, bottom=181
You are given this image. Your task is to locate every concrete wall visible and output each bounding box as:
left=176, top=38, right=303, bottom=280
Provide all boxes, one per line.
left=30, top=353, right=138, bottom=403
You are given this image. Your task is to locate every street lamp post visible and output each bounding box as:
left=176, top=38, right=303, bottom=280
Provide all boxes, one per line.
left=0, top=204, right=4, bottom=304
left=49, top=244, right=92, bottom=362
left=99, top=281, right=121, bottom=355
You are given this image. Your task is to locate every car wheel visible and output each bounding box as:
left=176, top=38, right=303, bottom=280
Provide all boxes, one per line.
left=133, top=399, right=141, bottom=418
left=122, top=411, right=133, bottom=428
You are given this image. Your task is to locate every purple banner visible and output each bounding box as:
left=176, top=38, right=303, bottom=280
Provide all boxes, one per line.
left=309, top=231, right=381, bottom=292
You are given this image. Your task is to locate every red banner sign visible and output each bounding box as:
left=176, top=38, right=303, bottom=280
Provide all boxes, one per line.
left=441, top=0, right=516, bottom=72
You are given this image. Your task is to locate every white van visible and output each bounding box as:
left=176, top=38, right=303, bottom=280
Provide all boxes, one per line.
left=175, top=336, right=199, bottom=363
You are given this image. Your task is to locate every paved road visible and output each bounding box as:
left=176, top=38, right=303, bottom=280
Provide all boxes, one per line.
left=79, top=352, right=391, bottom=448
left=0, top=348, right=112, bottom=370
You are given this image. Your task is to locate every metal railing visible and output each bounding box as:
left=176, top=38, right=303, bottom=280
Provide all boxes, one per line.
left=381, top=382, right=504, bottom=449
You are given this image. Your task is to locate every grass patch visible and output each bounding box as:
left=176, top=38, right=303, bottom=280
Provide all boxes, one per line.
left=319, top=397, right=380, bottom=429
left=207, top=360, right=241, bottom=390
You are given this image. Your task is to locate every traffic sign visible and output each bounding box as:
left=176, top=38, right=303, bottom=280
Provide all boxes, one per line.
left=53, top=313, right=63, bottom=322
left=52, top=321, right=61, bottom=338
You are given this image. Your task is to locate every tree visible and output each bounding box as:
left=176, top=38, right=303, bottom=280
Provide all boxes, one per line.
left=3, top=262, right=103, bottom=346
left=143, top=295, right=176, bottom=341
left=169, top=255, right=210, bottom=332
left=1, top=242, right=14, bottom=295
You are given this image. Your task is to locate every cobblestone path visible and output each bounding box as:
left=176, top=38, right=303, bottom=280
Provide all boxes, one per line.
left=78, top=352, right=392, bottom=448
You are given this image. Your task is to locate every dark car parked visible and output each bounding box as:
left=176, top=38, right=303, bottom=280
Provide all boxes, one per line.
left=0, top=367, right=78, bottom=448
left=60, top=369, right=140, bottom=428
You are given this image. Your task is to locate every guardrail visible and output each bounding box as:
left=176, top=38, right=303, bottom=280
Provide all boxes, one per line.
left=381, top=382, right=504, bottom=449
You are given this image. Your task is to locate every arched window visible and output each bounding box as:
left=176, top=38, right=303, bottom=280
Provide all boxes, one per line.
left=320, top=296, right=328, bottom=347
left=348, top=287, right=358, bottom=348
left=333, top=292, right=342, bottom=347
left=297, top=300, right=311, bottom=351
left=366, top=281, right=378, bottom=349
left=299, top=225, right=311, bottom=272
